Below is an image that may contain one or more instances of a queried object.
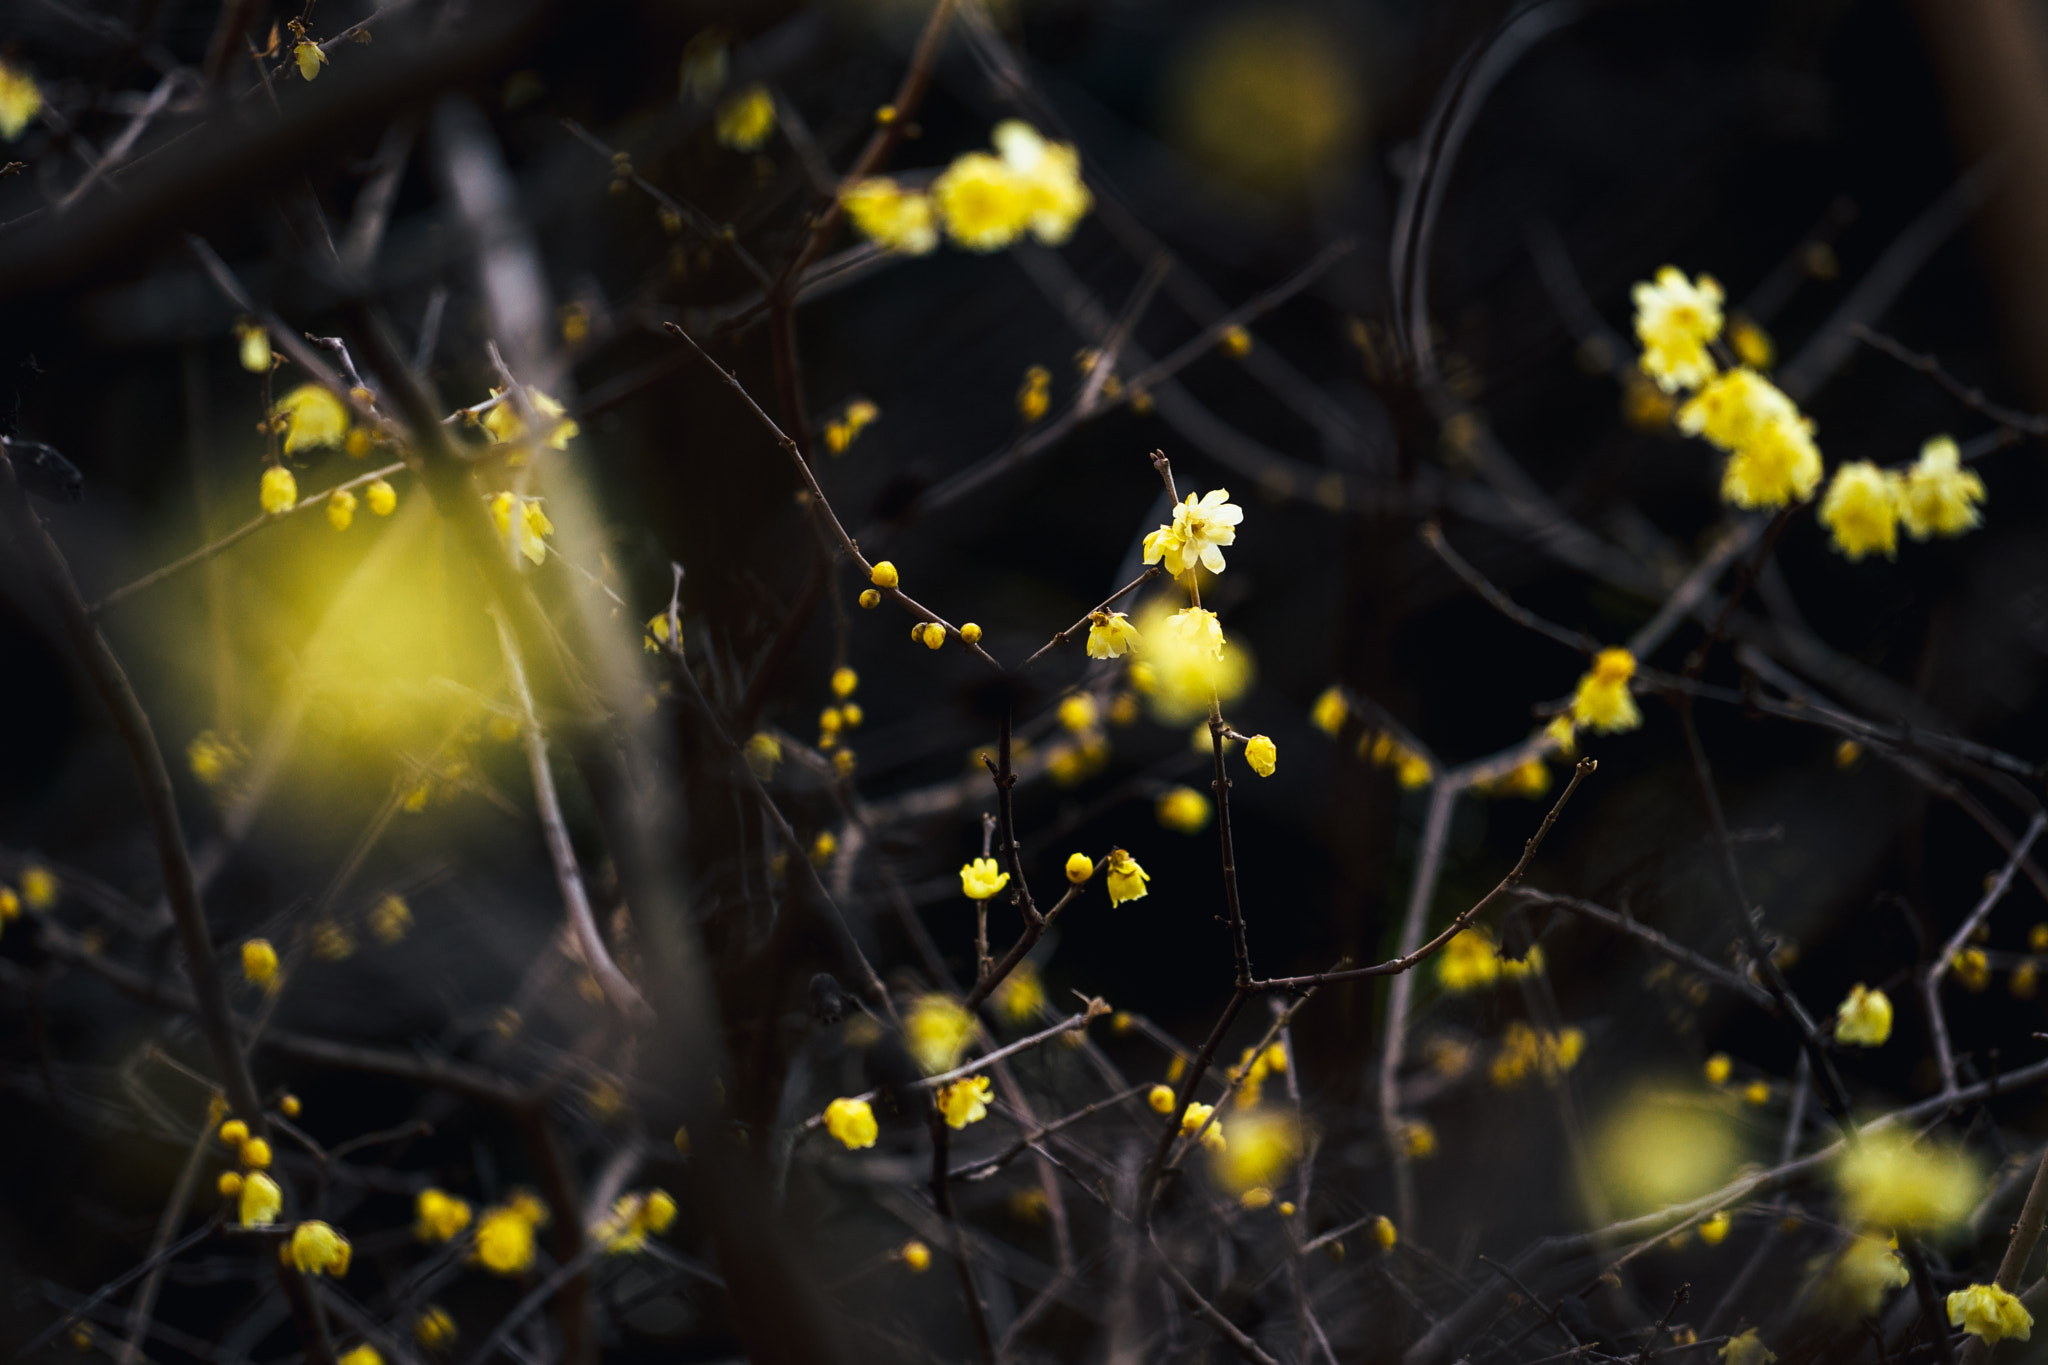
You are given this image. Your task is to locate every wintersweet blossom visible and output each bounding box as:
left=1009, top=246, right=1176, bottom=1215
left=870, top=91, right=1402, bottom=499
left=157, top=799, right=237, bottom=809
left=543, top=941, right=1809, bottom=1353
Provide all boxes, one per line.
left=715, top=84, right=776, bottom=152
left=365, top=478, right=397, bottom=516
left=1700, top=1211, right=1731, bottom=1245
left=1086, top=610, right=1142, bottom=659
left=288, top=1221, right=352, bottom=1276
left=414, top=1307, right=457, bottom=1350
left=993, top=961, right=1045, bottom=1023
left=260, top=466, right=298, bottom=515
left=1373, top=1216, right=1398, bottom=1250
left=1167, top=607, right=1225, bottom=662
left=959, top=857, right=1010, bottom=900
left=488, top=492, right=555, bottom=566
left=1834, top=1128, right=1982, bottom=1234
left=937, top=1075, right=993, bottom=1129
left=1570, top=648, right=1641, bottom=734
left=274, top=385, right=349, bottom=454
left=1066, top=852, right=1095, bottom=883
left=1632, top=267, right=1725, bottom=392
left=1104, top=849, right=1150, bottom=906
left=901, top=1240, right=932, bottom=1271
left=472, top=1201, right=542, bottom=1276
left=870, top=561, right=899, bottom=588
left=905, top=995, right=976, bottom=1074
left=327, top=489, right=357, bottom=531
left=1899, top=436, right=1985, bottom=540
left=338, top=1347, right=380, bottom=1365
left=240, top=1172, right=283, bottom=1227
left=1179, top=1102, right=1227, bottom=1152
left=1949, top=1283, right=2032, bottom=1344
left=1018, top=365, right=1052, bottom=421
left=1145, top=489, right=1244, bottom=576
left=1149, top=1084, right=1177, bottom=1114
left=1834, top=984, right=1892, bottom=1047
left=933, top=152, right=1031, bottom=251
left=1678, top=367, right=1799, bottom=451
left=824, top=1097, right=879, bottom=1150
left=592, top=1189, right=677, bottom=1253
left=1819, top=462, right=1902, bottom=561
left=1059, top=694, right=1099, bottom=731
left=0, top=61, right=45, bottom=141
left=832, top=666, right=859, bottom=698
left=415, top=1188, right=472, bottom=1243
left=1827, top=1236, right=1910, bottom=1317
left=1721, top=411, right=1823, bottom=509
left=482, top=389, right=578, bottom=450
left=1720, top=1329, right=1775, bottom=1365
left=1243, top=734, right=1277, bottom=777
left=1213, top=1111, right=1301, bottom=1190
left=1311, top=686, right=1348, bottom=735
left=841, top=178, right=938, bottom=255
left=294, top=42, right=327, bottom=81
left=237, top=322, right=271, bottom=373
left=991, top=121, right=1093, bottom=245
left=242, top=939, right=279, bottom=987
left=1156, top=786, right=1211, bottom=834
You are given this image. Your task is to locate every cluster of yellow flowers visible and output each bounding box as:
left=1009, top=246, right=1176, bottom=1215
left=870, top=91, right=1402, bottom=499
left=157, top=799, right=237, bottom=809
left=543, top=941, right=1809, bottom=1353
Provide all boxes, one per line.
left=842, top=121, right=1091, bottom=257
left=824, top=399, right=879, bottom=455
left=1488, top=1020, right=1584, bottom=1088
left=217, top=1117, right=274, bottom=1174
left=1434, top=926, right=1542, bottom=993
left=591, top=1188, right=677, bottom=1253
left=1178, top=1100, right=1229, bottom=1153
left=1634, top=268, right=1988, bottom=557
left=471, top=1192, right=549, bottom=1276
left=1226, top=1041, right=1288, bottom=1109
left=481, top=387, right=579, bottom=452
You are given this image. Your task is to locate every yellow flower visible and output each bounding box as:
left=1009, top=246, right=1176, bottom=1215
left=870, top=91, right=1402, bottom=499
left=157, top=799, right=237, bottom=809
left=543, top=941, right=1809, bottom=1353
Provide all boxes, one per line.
left=1018, top=365, right=1052, bottom=422
left=901, top=1239, right=932, bottom=1272
left=1065, top=852, right=1095, bottom=884
left=482, top=389, right=578, bottom=450
left=415, top=1188, right=473, bottom=1243
left=294, top=41, right=328, bottom=81
left=1086, top=611, right=1142, bottom=659
left=1704, top=1052, right=1732, bottom=1086
left=1719, top=1329, right=1776, bottom=1365
left=937, top=1075, right=993, bottom=1128
left=869, top=560, right=899, bottom=589
left=933, top=151, right=1032, bottom=251
left=338, top=1348, right=381, bottom=1365
left=716, top=83, right=776, bottom=151
left=1489, top=1021, right=1585, bottom=1088
left=1156, top=785, right=1211, bottom=834
left=238, top=1137, right=272, bottom=1169
left=1720, top=412, right=1823, bottom=509
left=260, top=466, right=298, bottom=515
left=236, top=321, right=271, bottom=373
left=912, top=620, right=944, bottom=648
left=1372, top=1215, right=1398, bottom=1251
left=487, top=493, right=555, bottom=566
left=472, top=1203, right=540, bottom=1276
left=221, top=1119, right=250, bottom=1147
left=960, top=622, right=982, bottom=644
left=1243, top=734, right=1277, bottom=777
left=811, top=830, right=837, bottom=867
left=1311, top=686, right=1348, bottom=735
left=1058, top=693, right=1099, bottom=732
left=218, top=1171, right=243, bottom=1197
left=288, top=1221, right=352, bottom=1276
left=1149, top=1084, right=1178, bottom=1114
left=1827, top=1235, right=1910, bottom=1317
left=1220, top=324, right=1253, bottom=358
left=240, top=1172, right=283, bottom=1227
left=1398, top=1119, right=1438, bottom=1160
left=1436, top=928, right=1502, bottom=992
left=1677, top=366, right=1801, bottom=450
left=1213, top=1110, right=1302, bottom=1189
left=1570, top=648, right=1641, bottom=734
left=0, top=60, right=45, bottom=141
left=831, top=666, right=859, bottom=698
left=841, top=178, right=938, bottom=256
left=1180, top=1101, right=1226, bottom=1151
left=593, top=1190, right=675, bottom=1253
left=1700, top=1210, right=1731, bottom=1245
left=274, top=385, right=349, bottom=454
left=414, top=1307, right=458, bottom=1351
left=743, top=732, right=781, bottom=779
left=1835, top=984, right=1892, bottom=1047
left=960, top=857, right=1010, bottom=900
left=859, top=588, right=881, bottom=608
left=1743, top=1079, right=1770, bottom=1106
left=2015, top=961, right=2040, bottom=999
left=990, top=120, right=1093, bottom=245
left=905, top=994, right=976, bottom=1074
left=323, top=488, right=356, bottom=531
left=1951, top=1283, right=2033, bottom=1344
left=1899, top=435, right=1985, bottom=540
left=994, top=961, right=1045, bottom=1024
left=1632, top=266, right=1725, bottom=392
left=1954, top=947, right=1990, bottom=992
left=1819, top=462, right=1903, bottom=561
left=1241, top=1185, right=1273, bottom=1210
left=311, top=920, right=355, bottom=961
left=1166, top=607, right=1225, bottom=664
left=1104, top=848, right=1150, bottom=906
left=1145, top=489, right=1244, bottom=576
left=1835, top=1128, right=1982, bottom=1235
left=365, top=478, right=397, bottom=516
left=242, top=939, right=279, bottom=988
left=1729, top=316, right=1775, bottom=369
left=824, top=1097, right=879, bottom=1150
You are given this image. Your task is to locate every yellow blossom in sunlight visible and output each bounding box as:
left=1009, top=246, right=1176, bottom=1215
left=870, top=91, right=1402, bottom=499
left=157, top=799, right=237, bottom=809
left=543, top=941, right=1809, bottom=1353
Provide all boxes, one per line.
left=1214, top=1110, right=1301, bottom=1190
left=1834, top=1128, right=1983, bottom=1235
left=1066, top=853, right=1095, bottom=885
left=1018, top=364, right=1051, bottom=422
left=900, top=1239, right=932, bottom=1271
left=482, top=389, right=578, bottom=450
left=1632, top=267, right=1725, bottom=392
left=242, top=939, right=279, bottom=988
left=991, top=120, right=1093, bottom=245
left=275, top=385, right=349, bottom=454
left=1819, top=462, right=1903, bottom=561
left=288, top=1221, right=351, bottom=1276
left=1311, top=686, right=1348, bottom=735
left=905, top=994, right=976, bottom=1074
left=338, top=1348, right=380, bottom=1365
left=1700, top=1210, right=1731, bottom=1245
left=1834, top=984, right=1892, bottom=1047
left=1373, top=1215, right=1398, bottom=1251
left=937, top=1075, right=994, bottom=1129
left=1950, top=1283, right=2033, bottom=1345
left=1570, top=648, right=1641, bottom=734
left=1720, top=412, right=1823, bottom=510
left=236, top=321, right=271, bottom=373
left=1826, top=1235, right=1910, bottom=1317
left=824, top=1097, right=879, bottom=1150
left=1086, top=611, right=1142, bottom=660
left=1729, top=316, right=1775, bottom=370
left=842, top=178, right=937, bottom=255
left=260, top=466, right=298, bottom=514
left=1899, top=436, right=1986, bottom=540
left=0, top=61, right=45, bottom=141
left=1704, top=1052, right=1732, bottom=1086
left=415, top=1307, right=457, bottom=1351
left=1953, top=947, right=1990, bottom=992
left=1244, top=734, right=1277, bottom=777
left=1437, top=928, right=1501, bottom=992
left=1059, top=693, right=1099, bottom=732
left=1145, top=489, right=1244, bottom=576
left=1156, top=785, right=1211, bottom=834
left=934, top=151, right=1032, bottom=251
left=415, top=1188, right=472, bottom=1243
left=364, top=477, right=397, bottom=516
left=960, top=857, right=1010, bottom=900
left=715, top=83, right=776, bottom=151
left=1720, top=1329, right=1775, bottom=1365
left=240, top=1172, right=283, bottom=1227
left=472, top=1203, right=540, bottom=1276
left=1104, top=848, right=1150, bottom=906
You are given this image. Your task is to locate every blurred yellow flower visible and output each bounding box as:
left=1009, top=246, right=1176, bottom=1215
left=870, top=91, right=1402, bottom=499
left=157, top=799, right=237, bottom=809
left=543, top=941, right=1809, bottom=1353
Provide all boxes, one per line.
left=715, top=84, right=776, bottom=152
left=1834, top=1128, right=1982, bottom=1235
left=1018, top=364, right=1052, bottom=422
left=1065, top=852, right=1095, bottom=884
left=0, top=61, right=44, bottom=141
left=1059, top=694, right=1099, bottom=732
left=482, top=389, right=578, bottom=450
left=1437, top=928, right=1501, bottom=993
left=1704, top=1052, right=1732, bottom=1086
left=1721, top=415, right=1823, bottom=510
left=1149, top=1084, right=1178, bottom=1114
left=472, top=1202, right=540, bottom=1276
left=933, top=152, right=1031, bottom=251
left=1372, top=1215, right=1398, bottom=1251
left=937, top=1075, right=993, bottom=1129
left=1700, top=1210, right=1731, bottom=1245
left=990, top=120, right=1092, bottom=246
left=905, top=995, right=976, bottom=1074
left=1720, top=1329, right=1775, bottom=1365
left=1180, top=1101, right=1226, bottom=1152
left=1632, top=267, right=1725, bottom=393
left=260, top=466, right=298, bottom=515
left=1213, top=1109, right=1300, bottom=1189
left=415, top=1188, right=472, bottom=1243
left=842, top=178, right=937, bottom=255
left=1156, top=785, right=1211, bottom=834
left=1570, top=648, right=1641, bottom=734
left=488, top=492, right=555, bottom=565
left=415, top=1307, right=458, bottom=1351
left=1834, top=984, right=1892, bottom=1047
left=1899, top=436, right=1985, bottom=540
left=831, top=666, right=859, bottom=698
left=275, top=385, right=349, bottom=454
left=236, top=321, right=271, bottom=373
left=242, top=938, right=279, bottom=988
left=993, top=961, right=1045, bottom=1024
left=1949, top=1283, right=2032, bottom=1344
left=824, top=1097, right=879, bottom=1150
left=1819, top=462, right=1903, bottom=561
left=1826, top=1235, right=1909, bottom=1317
left=1953, top=947, right=1991, bottom=992
left=1310, top=686, right=1347, bottom=736
left=240, top=1172, right=283, bottom=1227
left=288, top=1221, right=351, bottom=1276
left=1162, top=14, right=1362, bottom=198
left=901, top=1239, right=932, bottom=1272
